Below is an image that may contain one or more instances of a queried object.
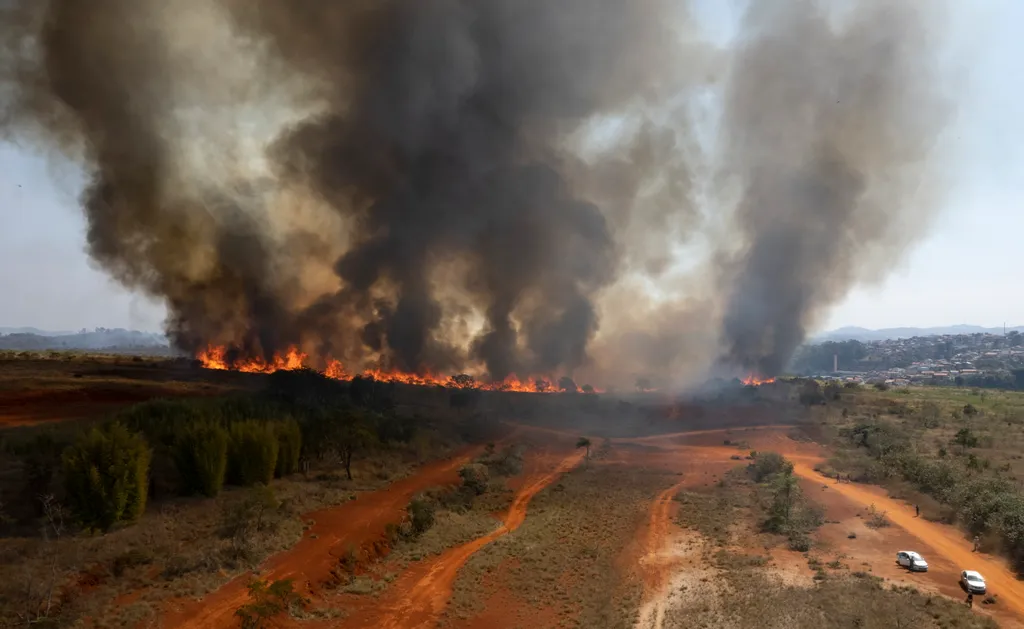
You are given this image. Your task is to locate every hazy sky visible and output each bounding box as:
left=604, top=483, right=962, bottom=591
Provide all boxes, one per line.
left=1, top=0, right=1022, bottom=334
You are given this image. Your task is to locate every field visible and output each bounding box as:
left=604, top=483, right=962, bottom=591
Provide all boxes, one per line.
left=1, top=358, right=1022, bottom=628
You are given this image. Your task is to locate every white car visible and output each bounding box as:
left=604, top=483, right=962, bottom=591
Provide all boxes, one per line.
left=960, top=570, right=987, bottom=594
left=896, top=550, right=929, bottom=572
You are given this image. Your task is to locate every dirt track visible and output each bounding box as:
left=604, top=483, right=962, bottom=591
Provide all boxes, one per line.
left=628, top=426, right=1024, bottom=627
left=163, top=453, right=474, bottom=629
left=340, top=448, right=585, bottom=629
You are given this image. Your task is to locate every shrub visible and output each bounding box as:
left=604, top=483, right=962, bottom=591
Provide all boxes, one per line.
left=408, top=496, right=436, bottom=536
left=62, top=423, right=151, bottom=531
left=274, top=418, right=302, bottom=478
left=459, top=463, right=490, bottom=496
left=172, top=423, right=229, bottom=497
left=748, top=452, right=792, bottom=482
left=235, top=578, right=301, bottom=629
left=228, top=422, right=279, bottom=486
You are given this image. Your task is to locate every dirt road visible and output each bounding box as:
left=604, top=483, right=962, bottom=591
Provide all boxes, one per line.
left=628, top=425, right=1024, bottom=626
left=635, top=479, right=687, bottom=629
left=162, top=453, right=474, bottom=629
left=790, top=460, right=1024, bottom=618
left=341, top=448, right=585, bottom=629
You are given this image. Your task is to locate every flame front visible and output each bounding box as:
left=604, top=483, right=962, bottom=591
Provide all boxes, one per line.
left=196, top=345, right=599, bottom=393
left=741, top=373, right=776, bottom=386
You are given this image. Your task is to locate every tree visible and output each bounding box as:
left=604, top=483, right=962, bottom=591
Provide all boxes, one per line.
left=448, top=373, right=476, bottom=389
left=235, top=578, right=301, bottom=629
left=636, top=377, right=652, bottom=393
left=576, top=437, right=592, bottom=461
left=274, top=418, right=302, bottom=478
left=172, top=423, right=228, bottom=497
left=338, top=412, right=378, bottom=480
left=952, top=427, right=979, bottom=455
left=766, top=468, right=800, bottom=533
left=581, top=384, right=595, bottom=394
left=62, top=423, right=151, bottom=531
left=963, top=403, right=979, bottom=419
left=227, top=422, right=279, bottom=486
left=558, top=376, right=578, bottom=393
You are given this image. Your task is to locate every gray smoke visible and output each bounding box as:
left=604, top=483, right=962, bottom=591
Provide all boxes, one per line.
left=714, top=0, right=949, bottom=378
left=0, top=0, right=951, bottom=386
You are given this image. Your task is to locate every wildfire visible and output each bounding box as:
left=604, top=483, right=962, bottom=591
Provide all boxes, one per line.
left=196, top=345, right=599, bottom=393
left=741, top=374, right=776, bottom=387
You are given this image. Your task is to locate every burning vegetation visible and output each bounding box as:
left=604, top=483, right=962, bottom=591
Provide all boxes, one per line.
left=196, top=344, right=596, bottom=393
left=0, top=0, right=951, bottom=388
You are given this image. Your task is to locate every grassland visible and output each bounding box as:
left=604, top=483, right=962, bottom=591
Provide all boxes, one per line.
left=797, top=381, right=1024, bottom=572
left=666, top=454, right=997, bottom=629
left=443, top=462, right=670, bottom=629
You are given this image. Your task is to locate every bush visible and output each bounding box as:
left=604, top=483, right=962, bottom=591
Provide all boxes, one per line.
left=408, top=496, right=436, bottom=536
left=172, top=423, right=229, bottom=497
left=62, top=423, right=151, bottom=531
left=228, top=422, right=279, bottom=486
left=459, top=463, right=490, bottom=496
left=274, top=418, right=302, bottom=478
left=749, top=452, right=792, bottom=482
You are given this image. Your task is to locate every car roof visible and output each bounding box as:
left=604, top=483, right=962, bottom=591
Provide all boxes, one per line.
left=963, top=570, right=984, bottom=579
left=899, top=550, right=923, bottom=559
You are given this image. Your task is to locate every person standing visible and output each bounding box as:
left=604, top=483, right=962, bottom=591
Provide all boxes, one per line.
left=967, top=593, right=974, bottom=608
left=973, top=535, right=981, bottom=552
left=915, top=504, right=920, bottom=517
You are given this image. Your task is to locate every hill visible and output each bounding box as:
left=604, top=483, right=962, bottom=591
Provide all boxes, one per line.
left=815, top=324, right=1024, bottom=342
left=0, top=327, right=170, bottom=352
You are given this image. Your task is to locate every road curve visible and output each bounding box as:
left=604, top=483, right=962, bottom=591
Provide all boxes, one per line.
left=343, top=448, right=586, bottom=629
left=790, top=461, right=1024, bottom=618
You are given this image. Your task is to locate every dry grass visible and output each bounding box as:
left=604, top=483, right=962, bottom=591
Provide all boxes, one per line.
left=0, top=452, right=424, bottom=627
left=444, top=462, right=671, bottom=629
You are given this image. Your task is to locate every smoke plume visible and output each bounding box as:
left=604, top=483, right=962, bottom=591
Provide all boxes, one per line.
left=714, top=0, right=950, bottom=378
left=0, top=0, right=951, bottom=386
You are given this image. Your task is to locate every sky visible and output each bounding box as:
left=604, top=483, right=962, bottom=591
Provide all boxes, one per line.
left=1, top=0, right=1022, bottom=335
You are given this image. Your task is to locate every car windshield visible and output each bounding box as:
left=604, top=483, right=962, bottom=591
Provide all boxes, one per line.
left=968, top=576, right=983, bottom=582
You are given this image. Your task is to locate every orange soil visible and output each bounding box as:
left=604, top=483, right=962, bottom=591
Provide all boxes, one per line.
left=161, top=452, right=475, bottom=629
left=627, top=426, right=1024, bottom=627
left=339, top=448, right=585, bottom=629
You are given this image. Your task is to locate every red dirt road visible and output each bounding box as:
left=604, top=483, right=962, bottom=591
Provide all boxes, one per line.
left=162, top=453, right=474, bottom=629
left=340, top=448, right=585, bottom=629
left=629, top=426, right=1024, bottom=626
left=790, top=460, right=1024, bottom=620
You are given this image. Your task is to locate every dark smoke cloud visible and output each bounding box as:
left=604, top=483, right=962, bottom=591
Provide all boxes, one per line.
left=1, top=0, right=951, bottom=386
left=715, top=0, right=950, bottom=378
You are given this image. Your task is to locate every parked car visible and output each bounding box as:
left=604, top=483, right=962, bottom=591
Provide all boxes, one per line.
left=960, top=570, right=987, bottom=594
left=896, top=550, right=929, bottom=572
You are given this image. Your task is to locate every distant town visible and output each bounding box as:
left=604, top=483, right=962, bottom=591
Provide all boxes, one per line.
left=791, top=330, right=1024, bottom=389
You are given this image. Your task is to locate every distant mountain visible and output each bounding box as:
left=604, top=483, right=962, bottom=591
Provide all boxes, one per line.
left=0, top=326, right=75, bottom=336
left=0, top=327, right=170, bottom=351
left=813, top=325, right=1024, bottom=343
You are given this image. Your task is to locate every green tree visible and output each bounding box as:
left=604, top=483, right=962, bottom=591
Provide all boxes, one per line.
left=952, top=427, right=979, bottom=455
left=963, top=403, right=979, bottom=419
left=274, top=418, right=302, bottom=478
left=227, top=422, right=279, bottom=486
left=172, top=423, right=228, bottom=497
left=766, top=468, right=800, bottom=533
left=62, top=423, right=151, bottom=531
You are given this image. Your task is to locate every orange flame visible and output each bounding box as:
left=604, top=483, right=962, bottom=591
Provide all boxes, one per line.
left=196, top=344, right=602, bottom=394
left=741, top=374, right=776, bottom=386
